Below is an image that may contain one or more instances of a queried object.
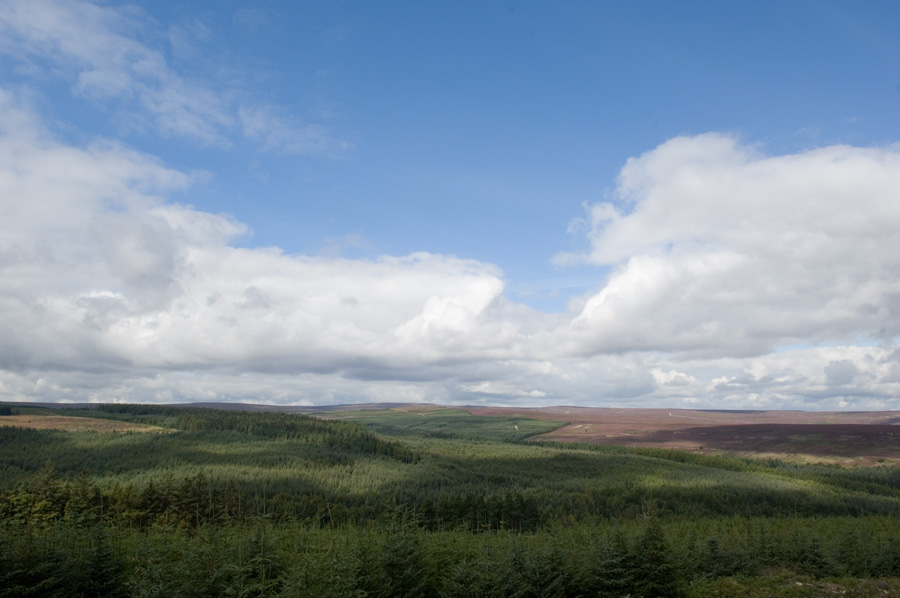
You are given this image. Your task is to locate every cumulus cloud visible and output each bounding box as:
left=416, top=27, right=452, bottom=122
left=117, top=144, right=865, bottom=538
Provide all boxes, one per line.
left=0, top=90, right=522, bottom=386
left=1, top=95, right=899, bottom=408
left=0, top=0, right=345, bottom=152
left=559, top=133, right=900, bottom=360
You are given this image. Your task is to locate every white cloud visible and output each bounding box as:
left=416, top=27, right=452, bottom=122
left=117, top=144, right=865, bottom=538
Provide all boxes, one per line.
left=0, top=90, right=518, bottom=380
left=0, top=0, right=345, bottom=152
left=1, top=97, right=899, bottom=409
left=560, top=133, right=900, bottom=360
left=691, top=345, right=900, bottom=410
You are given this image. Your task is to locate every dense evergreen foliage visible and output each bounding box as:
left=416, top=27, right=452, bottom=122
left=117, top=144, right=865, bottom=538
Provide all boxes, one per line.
left=96, top=403, right=420, bottom=462
left=3, top=404, right=900, bottom=596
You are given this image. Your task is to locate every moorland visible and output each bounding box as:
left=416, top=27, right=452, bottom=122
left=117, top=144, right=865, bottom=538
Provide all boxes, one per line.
left=3, top=402, right=900, bottom=597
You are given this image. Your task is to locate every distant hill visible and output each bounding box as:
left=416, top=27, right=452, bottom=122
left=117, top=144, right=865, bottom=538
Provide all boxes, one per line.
left=5, top=400, right=900, bottom=465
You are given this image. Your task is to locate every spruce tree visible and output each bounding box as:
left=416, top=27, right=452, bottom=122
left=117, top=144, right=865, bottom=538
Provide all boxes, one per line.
left=631, top=519, right=684, bottom=598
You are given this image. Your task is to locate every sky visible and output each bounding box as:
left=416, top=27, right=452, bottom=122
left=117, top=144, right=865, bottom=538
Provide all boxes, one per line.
left=1, top=0, right=900, bottom=410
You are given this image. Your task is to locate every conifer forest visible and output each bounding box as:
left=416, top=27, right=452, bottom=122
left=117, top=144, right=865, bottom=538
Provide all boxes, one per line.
left=4, top=404, right=900, bottom=597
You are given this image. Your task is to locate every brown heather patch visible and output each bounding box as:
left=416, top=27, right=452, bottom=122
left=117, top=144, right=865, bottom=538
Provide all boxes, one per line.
left=466, top=406, right=900, bottom=465
left=0, top=414, right=169, bottom=433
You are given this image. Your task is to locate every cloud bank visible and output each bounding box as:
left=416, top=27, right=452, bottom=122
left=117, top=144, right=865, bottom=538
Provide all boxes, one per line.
left=1, top=83, right=898, bottom=410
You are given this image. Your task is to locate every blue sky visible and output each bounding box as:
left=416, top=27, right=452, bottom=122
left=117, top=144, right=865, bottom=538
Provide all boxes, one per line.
left=1, top=0, right=900, bottom=408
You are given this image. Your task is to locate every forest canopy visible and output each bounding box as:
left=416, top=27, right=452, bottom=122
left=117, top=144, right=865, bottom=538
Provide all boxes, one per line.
left=3, top=404, right=900, bottom=597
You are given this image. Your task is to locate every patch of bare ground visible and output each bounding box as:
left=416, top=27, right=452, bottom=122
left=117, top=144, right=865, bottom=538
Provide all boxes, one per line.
left=0, top=415, right=169, bottom=433
left=466, top=407, right=900, bottom=465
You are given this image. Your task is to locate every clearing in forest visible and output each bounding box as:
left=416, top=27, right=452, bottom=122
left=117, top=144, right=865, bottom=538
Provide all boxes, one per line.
left=0, top=414, right=169, bottom=433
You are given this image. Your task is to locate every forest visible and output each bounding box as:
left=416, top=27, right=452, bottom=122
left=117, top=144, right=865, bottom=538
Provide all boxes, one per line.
left=3, top=403, right=900, bottom=597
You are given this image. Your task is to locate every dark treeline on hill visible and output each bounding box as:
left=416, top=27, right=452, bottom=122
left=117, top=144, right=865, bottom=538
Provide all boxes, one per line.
left=4, top=404, right=900, bottom=597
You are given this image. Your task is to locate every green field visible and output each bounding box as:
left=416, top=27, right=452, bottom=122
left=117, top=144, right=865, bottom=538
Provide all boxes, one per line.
left=319, top=405, right=567, bottom=441
left=3, top=404, right=900, bottom=597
